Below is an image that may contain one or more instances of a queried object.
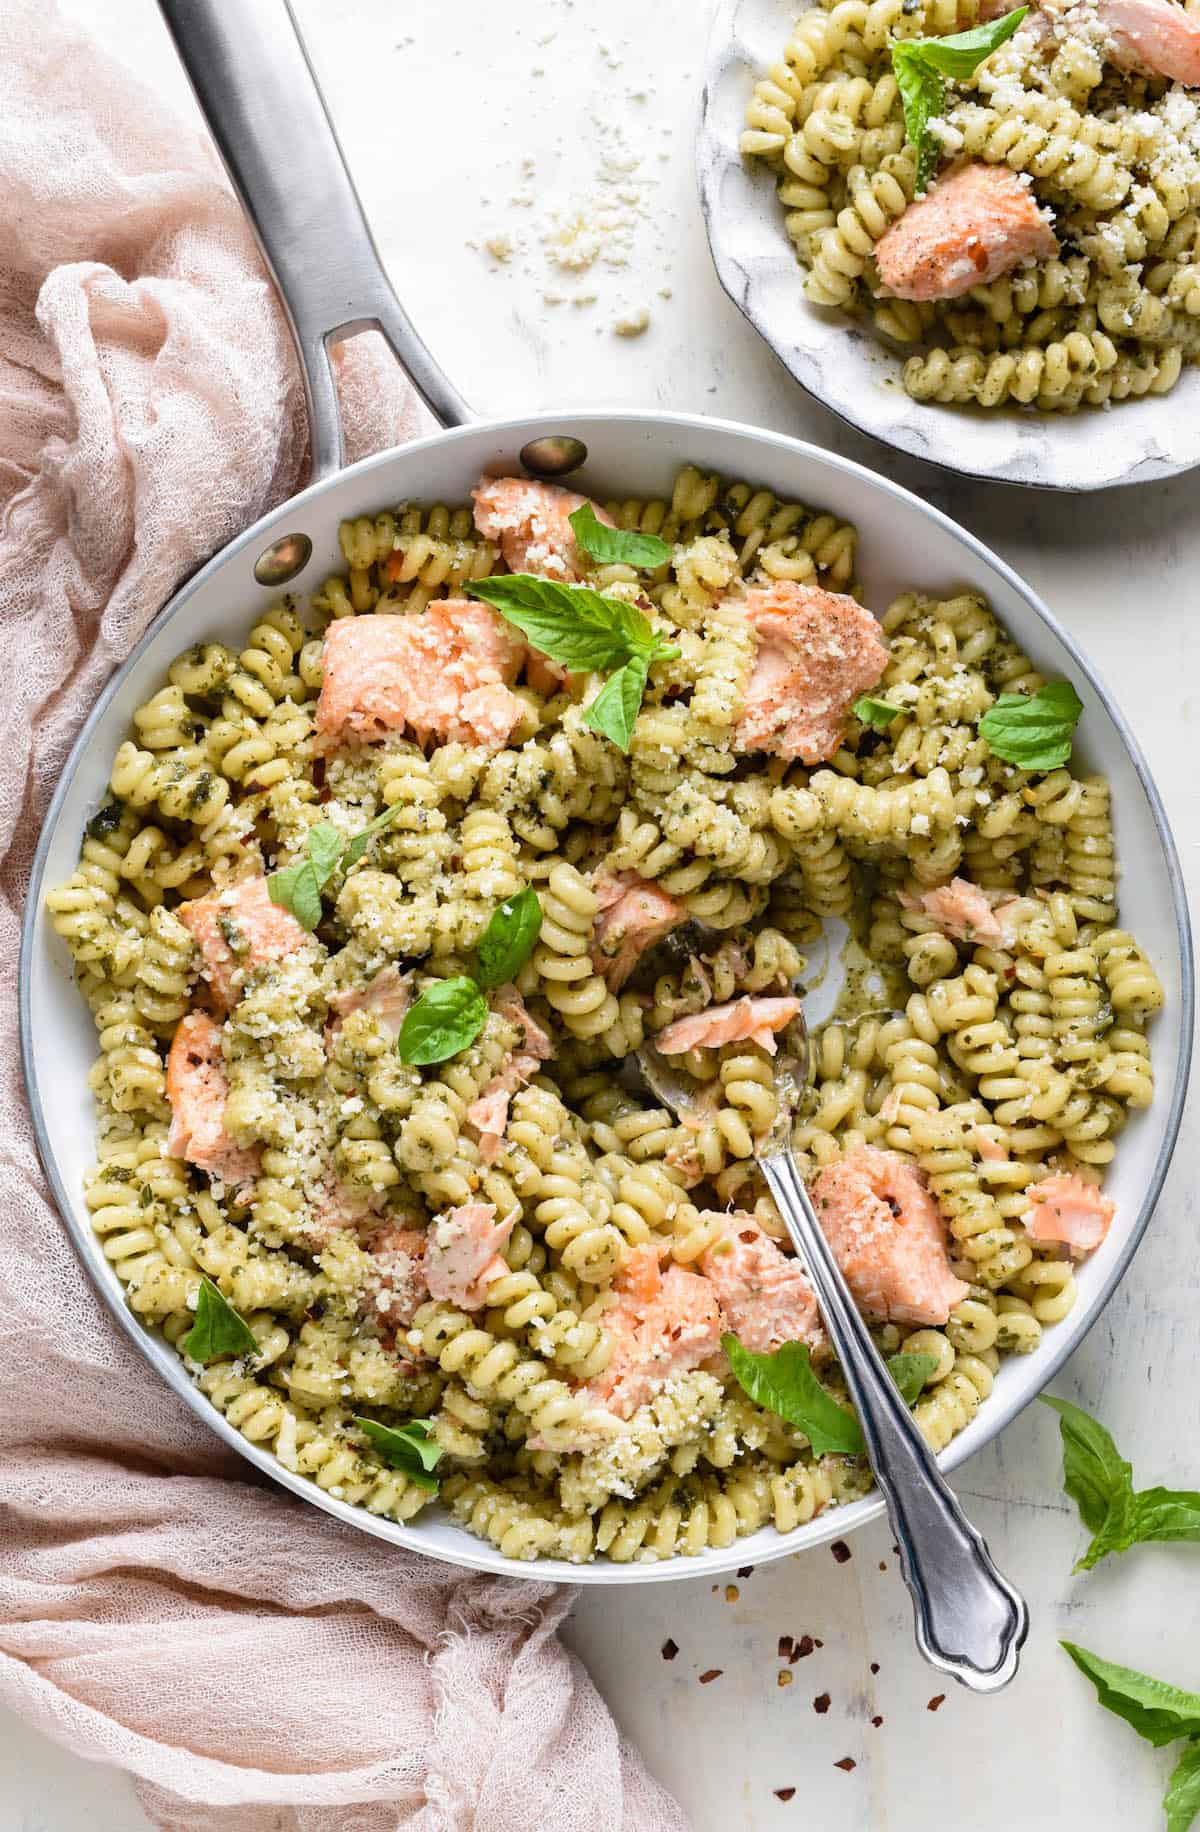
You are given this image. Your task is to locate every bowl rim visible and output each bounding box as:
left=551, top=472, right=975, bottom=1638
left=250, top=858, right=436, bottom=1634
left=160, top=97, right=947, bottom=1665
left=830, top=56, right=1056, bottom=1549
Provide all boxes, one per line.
left=20, top=406, right=1195, bottom=1583
left=697, top=0, right=1200, bottom=492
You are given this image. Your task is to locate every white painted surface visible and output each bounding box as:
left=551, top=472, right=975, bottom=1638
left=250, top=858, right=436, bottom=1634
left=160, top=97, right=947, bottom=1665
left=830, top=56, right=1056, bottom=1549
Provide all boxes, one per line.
left=7, top=0, right=1198, bottom=1826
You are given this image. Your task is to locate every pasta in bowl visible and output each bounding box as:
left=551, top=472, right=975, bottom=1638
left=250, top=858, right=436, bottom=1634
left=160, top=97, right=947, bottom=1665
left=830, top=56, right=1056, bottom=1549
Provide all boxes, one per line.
left=700, top=0, right=1200, bottom=485
left=39, top=441, right=1176, bottom=1571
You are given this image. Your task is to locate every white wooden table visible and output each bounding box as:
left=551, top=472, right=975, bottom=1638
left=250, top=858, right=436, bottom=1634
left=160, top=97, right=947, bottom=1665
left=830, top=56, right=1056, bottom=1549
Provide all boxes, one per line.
left=5, top=0, right=1198, bottom=1826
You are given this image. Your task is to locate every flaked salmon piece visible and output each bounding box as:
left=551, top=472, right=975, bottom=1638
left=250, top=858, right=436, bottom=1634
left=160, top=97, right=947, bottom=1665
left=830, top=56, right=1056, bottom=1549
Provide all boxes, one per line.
left=470, top=476, right=617, bottom=582
left=654, top=995, right=803, bottom=1058
left=491, top=985, right=554, bottom=1062
left=811, top=1145, right=968, bottom=1327
left=424, top=1202, right=515, bottom=1310
left=583, top=1245, right=724, bottom=1419
left=732, top=582, right=888, bottom=764
left=1024, top=1173, right=1115, bottom=1256
left=990, top=0, right=1200, bottom=79
left=699, top=1211, right=825, bottom=1356
left=973, top=1128, right=1008, bottom=1163
left=876, top=164, right=1058, bottom=304
left=314, top=602, right=526, bottom=752
left=466, top=1053, right=544, bottom=1164
left=178, top=877, right=310, bottom=1014
left=590, top=870, right=687, bottom=990
left=165, top=1012, right=260, bottom=1196
left=364, top=1226, right=429, bottom=1343
left=900, top=877, right=1026, bottom=948
left=329, top=966, right=412, bottom=1039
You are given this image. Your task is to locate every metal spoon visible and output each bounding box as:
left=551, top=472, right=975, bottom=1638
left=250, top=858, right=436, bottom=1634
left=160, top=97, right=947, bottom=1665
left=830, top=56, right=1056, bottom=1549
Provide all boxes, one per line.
left=637, top=1018, right=1029, bottom=1693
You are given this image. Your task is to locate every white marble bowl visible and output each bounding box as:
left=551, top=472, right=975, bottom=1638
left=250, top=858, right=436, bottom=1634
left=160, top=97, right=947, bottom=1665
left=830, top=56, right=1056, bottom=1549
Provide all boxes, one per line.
left=699, top=0, right=1200, bottom=489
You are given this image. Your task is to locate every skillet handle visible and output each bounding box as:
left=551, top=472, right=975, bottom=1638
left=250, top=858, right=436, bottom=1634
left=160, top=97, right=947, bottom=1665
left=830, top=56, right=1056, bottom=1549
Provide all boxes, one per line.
left=156, top=0, right=472, bottom=476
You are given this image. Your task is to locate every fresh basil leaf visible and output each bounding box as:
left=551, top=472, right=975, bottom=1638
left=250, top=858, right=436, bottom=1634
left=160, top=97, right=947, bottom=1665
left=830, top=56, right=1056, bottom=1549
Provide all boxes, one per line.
left=181, top=1277, right=258, bottom=1365
left=307, top=821, right=344, bottom=880
left=568, top=502, right=673, bottom=570
left=979, top=680, right=1083, bottom=771
left=354, top=1416, right=443, bottom=1492
left=476, top=886, right=543, bottom=990
left=1043, top=1395, right=1133, bottom=1538
left=1062, top=1644, right=1200, bottom=1749
left=1044, top=1395, right=1200, bottom=1570
left=854, top=694, right=904, bottom=731
left=891, top=45, right=945, bottom=194
left=911, top=6, right=1028, bottom=76
left=584, top=651, right=651, bottom=753
left=1166, top=1740, right=1200, bottom=1832
left=268, top=859, right=322, bottom=931
left=343, top=800, right=405, bottom=870
left=396, top=976, right=488, bottom=1066
left=724, top=1334, right=862, bottom=1456
left=888, top=1351, right=939, bottom=1408
left=466, top=575, right=657, bottom=671
left=891, top=9, right=1026, bottom=193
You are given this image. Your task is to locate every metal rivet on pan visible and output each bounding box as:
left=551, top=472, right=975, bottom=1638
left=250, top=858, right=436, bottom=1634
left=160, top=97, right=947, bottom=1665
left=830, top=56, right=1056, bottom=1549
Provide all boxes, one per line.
left=519, top=435, right=589, bottom=478
left=253, top=532, right=313, bottom=586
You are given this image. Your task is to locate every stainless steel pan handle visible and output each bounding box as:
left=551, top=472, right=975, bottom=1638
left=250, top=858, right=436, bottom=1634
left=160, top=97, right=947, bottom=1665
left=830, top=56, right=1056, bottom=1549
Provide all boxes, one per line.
left=157, top=0, right=472, bottom=476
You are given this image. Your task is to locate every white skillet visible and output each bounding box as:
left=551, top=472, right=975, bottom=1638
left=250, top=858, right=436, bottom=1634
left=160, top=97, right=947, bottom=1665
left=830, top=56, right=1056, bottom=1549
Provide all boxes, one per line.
left=19, top=0, right=1193, bottom=1596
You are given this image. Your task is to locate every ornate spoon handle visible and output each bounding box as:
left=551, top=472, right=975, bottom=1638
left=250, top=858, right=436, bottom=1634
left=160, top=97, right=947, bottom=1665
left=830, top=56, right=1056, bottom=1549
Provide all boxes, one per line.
left=760, top=1147, right=1028, bottom=1693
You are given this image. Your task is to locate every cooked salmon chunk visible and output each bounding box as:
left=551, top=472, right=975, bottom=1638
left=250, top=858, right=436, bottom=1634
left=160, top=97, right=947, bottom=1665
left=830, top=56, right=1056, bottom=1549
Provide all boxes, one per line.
left=875, top=164, right=1058, bottom=303
left=732, top=582, right=888, bottom=764
left=698, top=1211, right=825, bottom=1355
left=590, top=870, right=687, bottom=990
left=997, top=0, right=1200, bottom=80
left=654, top=995, right=803, bottom=1057
left=363, top=1227, right=430, bottom=1359
left=314, top=602, right=526, bottom=752
left=466, top=989, right=553, bottom=1165
left=901, top=877, right=1025, bottom=948
left=1024, top=1173, right=1115, bottom=1256
left=470, top=476, right=617, bottom=581
left=811, top=1145, right=968, bottom=1326
left=424, top=1202, right=515, bottom=1310
left=178, top=877, right=310, bottom=1014
left=165, top=1012, right=260, bottom=1195
left=328, top=966, right=412, bottom=1038
left=584, top=1245, right=724, bottom=1419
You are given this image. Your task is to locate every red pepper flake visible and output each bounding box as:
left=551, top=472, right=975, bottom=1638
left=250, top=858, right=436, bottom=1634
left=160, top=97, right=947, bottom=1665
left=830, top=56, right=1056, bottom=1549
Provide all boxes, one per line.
left=928, top=1694, right=946, bottom=1712
left=878, top=1561, right=887, bottom=1571
left=738, top=1565, right=755, bottom=1578
left=814, top=1693, right=831, bottom=1714
left=725, top=1584, right=740, bottom=1603
left=831, top=1539, right=852, bottom=1563
left=871, top=1715, right=884, bottom=1728
left=795, top=1634, right=814, bottom=1661
left=834, top=1757, right=857, bottom=1773
left=774, top=1787, right=796, bottom=1802
left=778, top=1635, right=794, bottom=1660
left=700, top=1668, right=723, bottom=1685
left=661, top=1639, right=679, bottom=1661
left=815, top=1638, right=825, bottom=1649
left=870, top=1662, right=880, bottom=1675
left=777, top=1670, right=794, bottom=1689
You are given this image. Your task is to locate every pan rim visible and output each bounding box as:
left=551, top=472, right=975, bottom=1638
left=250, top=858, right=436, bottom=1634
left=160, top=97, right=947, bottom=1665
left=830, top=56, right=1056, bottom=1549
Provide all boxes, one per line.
left=19, top=406, right=1194, bottom=1583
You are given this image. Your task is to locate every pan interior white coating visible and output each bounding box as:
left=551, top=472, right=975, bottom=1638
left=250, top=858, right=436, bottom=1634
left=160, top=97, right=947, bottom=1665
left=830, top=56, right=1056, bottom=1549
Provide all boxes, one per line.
left=22, top=411, right=1192, bottom=1584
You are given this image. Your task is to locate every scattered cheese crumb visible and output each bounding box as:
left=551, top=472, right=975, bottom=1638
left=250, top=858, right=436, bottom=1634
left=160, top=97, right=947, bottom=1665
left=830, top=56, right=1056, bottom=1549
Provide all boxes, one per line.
left=613, top=305, right=650, bottom=336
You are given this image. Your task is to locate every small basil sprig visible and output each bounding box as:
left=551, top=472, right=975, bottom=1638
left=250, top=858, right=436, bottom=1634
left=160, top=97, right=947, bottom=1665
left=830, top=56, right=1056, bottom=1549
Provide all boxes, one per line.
left=465, top=574, right=680, bottom=752
left=723, top=1334, right=936, bottom=1457
left=980, top=680, right=1083, bottom=771
left=396, top=977, right=488, bottom=1067
left=269, top=802, right=405, bottom=931
left=354, top=1416, right=443, bottom=1492
left=1063, top=1644, right=1200, bottom=1830
left=892, top=7, right=1028, bottom=192
left=396, top=890, right=544, bottom=1065
left=1044, top=1396, right=1200, bottom=1572
left=181, top=1277, right=258, bottom=1365
left=477, top=886, right=543, bottom=990
left=568, top=502, right=673, bottom=570
left=853, top=694, right=903, bottom=732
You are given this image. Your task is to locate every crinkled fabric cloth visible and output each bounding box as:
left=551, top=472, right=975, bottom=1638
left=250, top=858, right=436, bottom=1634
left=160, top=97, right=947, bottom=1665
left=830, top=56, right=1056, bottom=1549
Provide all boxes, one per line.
left=0, top=5, right=687, bottom=1828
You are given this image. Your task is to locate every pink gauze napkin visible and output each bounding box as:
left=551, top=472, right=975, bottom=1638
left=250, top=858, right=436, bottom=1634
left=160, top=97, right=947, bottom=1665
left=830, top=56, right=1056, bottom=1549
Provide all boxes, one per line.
left=0, top=4, right=689, bottom=1828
